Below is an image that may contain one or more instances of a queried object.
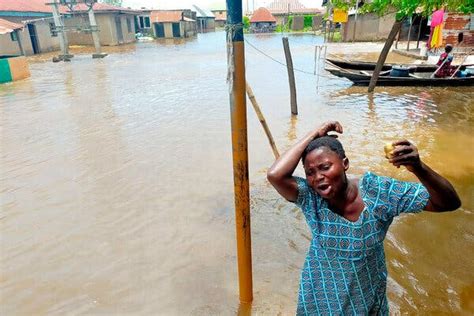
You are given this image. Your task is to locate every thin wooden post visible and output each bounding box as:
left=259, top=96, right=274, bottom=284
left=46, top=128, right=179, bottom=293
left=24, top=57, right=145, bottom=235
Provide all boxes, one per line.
left=246, top=83, right=280, bottom=159
left=352, top=0, right=359, bottom=42
left=395, top=28, right=401, bottom=49
left=407, top=16, right=413, bottom=51
left=416, top=16, right=422, bottom=49
left=368, top=18, right=405, bottom=92
left=282, top=37, right=298, bottom=115
left=226, top=0, right=253, bottom=304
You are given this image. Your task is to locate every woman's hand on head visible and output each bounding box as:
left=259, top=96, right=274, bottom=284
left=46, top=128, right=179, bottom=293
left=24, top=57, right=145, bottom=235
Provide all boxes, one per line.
left=316, top=121, right=343, bottom=138
left=389, top=140, right=422, bottom=172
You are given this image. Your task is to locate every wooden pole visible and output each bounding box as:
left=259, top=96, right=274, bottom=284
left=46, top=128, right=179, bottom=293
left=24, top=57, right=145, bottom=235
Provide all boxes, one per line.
left=352, top=0, right=359, bottom=42
left=449, top=49, right=473, bottom=78
left=416, top=16, right=422, bottom=49
left=246, top=83, right=280, bottom=159
left=282, top=37, right=298, bottom=115
left=406, top=16, right=413, bottom=51
left=395, top=28, right=401, bottom=49
left=368, top=18, right=405, bottom=92
left=226, top=0, right=253, bottom=304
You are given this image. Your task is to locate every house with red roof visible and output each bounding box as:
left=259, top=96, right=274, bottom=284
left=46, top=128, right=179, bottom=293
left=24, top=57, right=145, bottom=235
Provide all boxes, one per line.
left=0, top=18, right=26, bottom=56
left=266, top=0, right=322, bottom=31
left=150, top=9, right=197, bottom=38
left=0, top=0, right=138, bottom=56
left=0, top=0, right=61, bottom=55
left=250, top=7, right=277, bottom=33
left=211, top=9, right=226, bottom=28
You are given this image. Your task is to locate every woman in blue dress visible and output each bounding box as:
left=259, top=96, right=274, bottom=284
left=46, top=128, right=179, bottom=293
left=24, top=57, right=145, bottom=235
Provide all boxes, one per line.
left=267, top=121, right=461, bottom=315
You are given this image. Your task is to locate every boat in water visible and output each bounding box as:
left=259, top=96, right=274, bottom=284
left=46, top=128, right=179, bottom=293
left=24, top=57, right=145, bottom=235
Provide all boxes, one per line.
left=325, top=60, right=474, bottom=87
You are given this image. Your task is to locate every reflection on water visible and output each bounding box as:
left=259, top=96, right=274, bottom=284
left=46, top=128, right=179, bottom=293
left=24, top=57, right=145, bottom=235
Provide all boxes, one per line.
left=1, top=32, right=473, bottom=315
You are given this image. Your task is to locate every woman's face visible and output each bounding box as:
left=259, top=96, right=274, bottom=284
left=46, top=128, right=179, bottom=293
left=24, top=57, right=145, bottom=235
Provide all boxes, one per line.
left=303, top=147, right=349, bottom=199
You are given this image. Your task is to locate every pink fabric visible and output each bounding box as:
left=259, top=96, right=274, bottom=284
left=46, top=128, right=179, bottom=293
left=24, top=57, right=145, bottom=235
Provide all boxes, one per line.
left=431, top=9, right=444, bottom=27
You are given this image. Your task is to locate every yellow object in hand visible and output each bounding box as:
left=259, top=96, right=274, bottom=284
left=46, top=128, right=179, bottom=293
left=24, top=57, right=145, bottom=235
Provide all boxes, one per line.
left=384, top=143, right=395, bottom=159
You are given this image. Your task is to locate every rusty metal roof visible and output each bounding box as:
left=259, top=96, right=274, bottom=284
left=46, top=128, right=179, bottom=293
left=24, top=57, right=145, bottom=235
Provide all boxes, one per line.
left=0, top=0, right=137, bottom=15
left=150, top=10, right=183, bottom=23
left=250, top=7, right=276, bottom=23
left=0, top=0, right=54, bottom=13
left=0, top=18, right=23, bottom=34
left=72, top=3, right=138, bottom=14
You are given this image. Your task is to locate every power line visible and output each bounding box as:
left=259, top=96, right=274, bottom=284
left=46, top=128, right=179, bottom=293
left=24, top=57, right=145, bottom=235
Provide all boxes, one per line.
left=243, top=37, right=336, bottom=80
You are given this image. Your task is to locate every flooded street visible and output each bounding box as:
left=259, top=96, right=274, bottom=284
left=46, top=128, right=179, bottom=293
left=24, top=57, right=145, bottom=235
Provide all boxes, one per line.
left=1, top=32, right=473, bottom=315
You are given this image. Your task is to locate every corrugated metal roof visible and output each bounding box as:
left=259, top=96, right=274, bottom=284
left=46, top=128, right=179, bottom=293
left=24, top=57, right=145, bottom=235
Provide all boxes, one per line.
left=0, top=0, right=54, bottom=13
left=0, top=17, right=23, bottom=34
left=0, top=0, right=137, bottom=15
left=267, top=0, right=305, bottom=11
left=150, top=10, right=183, bottom=23
left=269, top=8, right=322, bottom=15
left=192, top=5, right=214, bottom=18
left=250, top=7, right=276, bottom=23
left=72, top=3, right=138, bottom=14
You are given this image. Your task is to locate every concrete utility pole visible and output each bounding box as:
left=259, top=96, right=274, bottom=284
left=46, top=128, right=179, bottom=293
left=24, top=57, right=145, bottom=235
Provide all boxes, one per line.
left=88, top=6, right=107, bottom=58
left=51, top=0, right=72, bottom=60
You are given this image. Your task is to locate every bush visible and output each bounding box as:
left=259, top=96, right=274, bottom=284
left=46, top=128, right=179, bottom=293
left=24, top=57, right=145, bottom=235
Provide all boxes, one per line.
left=243, top=16, right=250, bottom=30
left=303, top=15, right=314, bottom=28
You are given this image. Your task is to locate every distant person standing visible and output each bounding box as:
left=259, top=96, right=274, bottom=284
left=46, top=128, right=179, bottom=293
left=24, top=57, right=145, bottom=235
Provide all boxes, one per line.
left=435, top=44, right=454, bottom=78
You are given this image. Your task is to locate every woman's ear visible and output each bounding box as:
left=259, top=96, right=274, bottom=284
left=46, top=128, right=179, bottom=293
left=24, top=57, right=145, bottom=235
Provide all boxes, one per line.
left=343, top=157, right=349, bottom=171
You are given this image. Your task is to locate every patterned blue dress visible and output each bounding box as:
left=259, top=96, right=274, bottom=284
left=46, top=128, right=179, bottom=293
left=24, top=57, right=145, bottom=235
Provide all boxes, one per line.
left=294, top=172, right=430, bottom=315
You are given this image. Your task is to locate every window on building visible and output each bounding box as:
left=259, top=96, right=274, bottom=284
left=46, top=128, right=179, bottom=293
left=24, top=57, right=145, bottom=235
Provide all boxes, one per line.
left=127, top=17, right=132, bottom=32
left=49, top=22, right=58, bottom=37
left=138, top=16, right=151, bottom=29
left=10, top=31, right=18, bottom=41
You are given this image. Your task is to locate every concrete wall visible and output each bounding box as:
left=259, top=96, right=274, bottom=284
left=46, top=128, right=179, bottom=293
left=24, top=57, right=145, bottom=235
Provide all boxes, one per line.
left=343, top=12, right=396, bottom=42
left=153, top=21, right=196, bottom=38
left=0, top=32, right=23, bottom=56
left=197, top=17, right=215, bottom=32
left=34, top=20, right=60, bottom=53
left=66, top=13, right=136, bottom=46
left=0, top=16, right=60, bottom=55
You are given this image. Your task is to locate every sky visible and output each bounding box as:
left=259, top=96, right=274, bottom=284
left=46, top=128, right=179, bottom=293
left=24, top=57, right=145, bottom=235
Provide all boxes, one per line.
left=122, top=0, right=323, bottom=10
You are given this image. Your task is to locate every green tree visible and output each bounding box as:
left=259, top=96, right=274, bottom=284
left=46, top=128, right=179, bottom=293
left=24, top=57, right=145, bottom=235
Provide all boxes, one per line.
left=243, top=16, right=250, bottom=30
left=333, top=0, right=473, bottom=91
left=100, top=0, right=123, bottom=6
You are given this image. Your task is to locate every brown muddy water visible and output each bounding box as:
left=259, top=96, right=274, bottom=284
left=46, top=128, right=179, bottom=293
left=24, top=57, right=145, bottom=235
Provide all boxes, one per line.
left=1, top=32, right=473, bottom=315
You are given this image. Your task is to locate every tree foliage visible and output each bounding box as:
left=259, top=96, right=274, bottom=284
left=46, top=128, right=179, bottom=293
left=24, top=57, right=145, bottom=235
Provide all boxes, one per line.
left=243, top=16, right=250, bottom=30
left=332, top=0, right=474, bottom=20
left=100, top=0, right=123, bottom=7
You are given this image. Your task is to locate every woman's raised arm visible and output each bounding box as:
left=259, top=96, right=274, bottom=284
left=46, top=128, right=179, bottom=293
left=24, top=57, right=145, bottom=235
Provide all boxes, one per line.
left=267, top=121, right=343, bottom=202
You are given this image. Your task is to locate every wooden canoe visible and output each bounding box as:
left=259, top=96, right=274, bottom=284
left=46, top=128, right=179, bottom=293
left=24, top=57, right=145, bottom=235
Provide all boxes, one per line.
left=324, top=61, right=474, bottom=86
left=326, top=57, right=473, bottom=73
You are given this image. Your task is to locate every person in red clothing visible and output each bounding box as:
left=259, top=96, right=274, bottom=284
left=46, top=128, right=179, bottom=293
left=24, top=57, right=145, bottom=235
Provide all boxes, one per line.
left=435, top=44, right=454, bottom=78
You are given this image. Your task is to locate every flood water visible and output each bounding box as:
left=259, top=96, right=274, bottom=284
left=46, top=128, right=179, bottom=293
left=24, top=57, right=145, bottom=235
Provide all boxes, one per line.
left=1, top=32, right=473, bottom=315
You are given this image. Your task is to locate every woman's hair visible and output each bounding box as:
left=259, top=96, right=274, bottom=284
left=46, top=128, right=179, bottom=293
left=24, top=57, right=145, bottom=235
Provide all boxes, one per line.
left=302, top=136, right=346, bottom=163
left=445, top=44, right=453, bottom=53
